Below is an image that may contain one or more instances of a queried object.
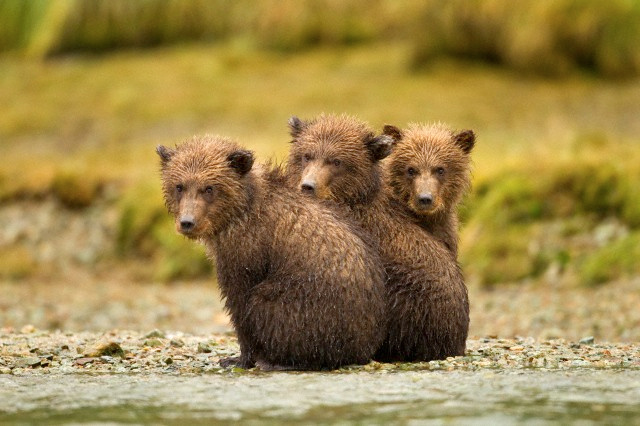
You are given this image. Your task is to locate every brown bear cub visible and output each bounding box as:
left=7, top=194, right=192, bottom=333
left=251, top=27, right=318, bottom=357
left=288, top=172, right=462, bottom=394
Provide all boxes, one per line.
left=286, top=114, right=469, bottom=362
left=383, top=124, right=475, bottom=256
left=157, top=135, right=386, bottom=370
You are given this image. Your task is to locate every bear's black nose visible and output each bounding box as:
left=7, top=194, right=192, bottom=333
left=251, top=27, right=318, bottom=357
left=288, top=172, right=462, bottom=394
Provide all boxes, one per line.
left=180, top=215, right=196, bottom=232
left=418, top=194, right=433, bottom=206
left=301, top=182, right=316, bottom=193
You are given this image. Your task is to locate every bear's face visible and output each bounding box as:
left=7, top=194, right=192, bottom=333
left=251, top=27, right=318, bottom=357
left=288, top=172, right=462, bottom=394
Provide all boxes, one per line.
left=157, top=136, right=254, bottom=238
left=385, top=124, right=474, bottom=217
left=287, top=114, right=393, bottom=204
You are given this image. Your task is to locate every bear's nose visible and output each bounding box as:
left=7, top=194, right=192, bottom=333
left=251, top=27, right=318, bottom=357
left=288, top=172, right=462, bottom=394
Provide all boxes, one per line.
left=301, top=181, right=316, bottom=193
left=180, top=215, right=196, bottom=232
left=418, top=194, right=433, bottom=206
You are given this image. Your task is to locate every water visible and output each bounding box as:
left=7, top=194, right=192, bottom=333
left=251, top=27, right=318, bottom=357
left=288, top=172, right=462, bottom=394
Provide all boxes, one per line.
left=1, top=370, right=639, bottom=424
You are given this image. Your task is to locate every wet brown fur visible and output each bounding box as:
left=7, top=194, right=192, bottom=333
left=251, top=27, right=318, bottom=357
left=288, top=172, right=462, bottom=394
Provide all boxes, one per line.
left=383, top=123, right=475, bottom=256
left=286, top=114, right=470, bottom=362
left=158, top=135, right=387, bottom=370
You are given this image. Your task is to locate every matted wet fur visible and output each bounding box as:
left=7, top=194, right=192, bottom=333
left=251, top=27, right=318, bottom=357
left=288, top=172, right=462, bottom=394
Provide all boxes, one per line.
left=286, top=114, right=469, bottom=362
left=383, top=123, right=475, bottom=256
left=157, top=135, right=387, bottom=370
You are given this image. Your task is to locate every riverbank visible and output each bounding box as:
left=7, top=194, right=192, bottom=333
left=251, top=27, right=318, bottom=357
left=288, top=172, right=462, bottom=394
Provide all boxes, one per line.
left=2, top=328, right=639, bottom=376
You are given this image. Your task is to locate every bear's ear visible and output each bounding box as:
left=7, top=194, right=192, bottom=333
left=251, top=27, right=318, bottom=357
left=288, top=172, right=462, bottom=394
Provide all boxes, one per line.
left=365, top=134, right=395, bottom=162
left=156, top=145, right=176, bottom=166
left=288, top=116, right=308, bottom=140
left=227, top=150, right=254, bottom=175
left=454, top=130, right=476, bottom=154
left=382, top=125, right=403, bottom=144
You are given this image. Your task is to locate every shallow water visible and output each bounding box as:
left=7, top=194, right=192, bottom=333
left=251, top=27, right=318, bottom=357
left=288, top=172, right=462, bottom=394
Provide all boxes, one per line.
left=1, top=369, right=639, bottom=424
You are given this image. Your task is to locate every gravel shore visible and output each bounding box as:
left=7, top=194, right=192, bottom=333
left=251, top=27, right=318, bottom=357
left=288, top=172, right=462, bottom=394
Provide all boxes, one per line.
left=2, top=275, right=639, bottom=376
left=2, top=328, right=639, bottom=375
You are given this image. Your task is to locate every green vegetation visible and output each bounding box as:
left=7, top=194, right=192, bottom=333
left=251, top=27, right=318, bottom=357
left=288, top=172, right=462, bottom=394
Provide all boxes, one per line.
left=412, top=0, right=640, bottom=78
left=0, top=0, right=403, bottom=56
left=580, top=232, right=640, bottom=285
left=2, top=0, right=640, bottom=77
left=461, top=135, right=640, bottom=286
left=51, top=169, right=101, bottom=209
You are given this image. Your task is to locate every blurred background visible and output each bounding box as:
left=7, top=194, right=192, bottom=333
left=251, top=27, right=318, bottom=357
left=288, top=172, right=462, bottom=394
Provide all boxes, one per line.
left=1, top=0, right=639, bottom=340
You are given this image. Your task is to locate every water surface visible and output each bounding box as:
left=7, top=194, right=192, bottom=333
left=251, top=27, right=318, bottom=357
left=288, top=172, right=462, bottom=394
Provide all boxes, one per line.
left=1, top=369, right=639, bottom=424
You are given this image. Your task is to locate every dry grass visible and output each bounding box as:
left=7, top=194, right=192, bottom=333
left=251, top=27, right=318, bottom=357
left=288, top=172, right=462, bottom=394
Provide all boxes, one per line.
left=2, top=0, right=640, bottom=77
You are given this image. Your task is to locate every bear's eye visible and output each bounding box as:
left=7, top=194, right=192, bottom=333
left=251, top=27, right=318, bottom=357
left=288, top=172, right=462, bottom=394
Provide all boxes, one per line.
left=205, top=186, right=213, bottom=194
left=332, top=159, right=341, bottom=167
left=407, top=167, right=417, bottom=177
left=303, top=153, right=313, bottom=162
left=176, top=184, right=184, bottom=193
left=436, top=167, right=445, bottom=176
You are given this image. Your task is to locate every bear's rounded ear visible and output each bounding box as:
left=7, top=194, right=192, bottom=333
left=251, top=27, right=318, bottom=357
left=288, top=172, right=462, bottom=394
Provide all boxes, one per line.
left=365, top=134, right=395, bottom=162
left=156, top=145, right=176, bottom=165
left=227, top=150, right=254, bottom=175
left=288, top=116, right=308, bottom=140
left=454, top=130, right=476, bottom=154
left=383, top=125, right=403, bottom=144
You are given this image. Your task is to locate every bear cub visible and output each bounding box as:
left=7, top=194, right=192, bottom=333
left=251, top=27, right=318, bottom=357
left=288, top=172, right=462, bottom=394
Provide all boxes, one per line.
left=157, top=135, right=387, bottom=370
left=383, top=124, right=475, bottom=256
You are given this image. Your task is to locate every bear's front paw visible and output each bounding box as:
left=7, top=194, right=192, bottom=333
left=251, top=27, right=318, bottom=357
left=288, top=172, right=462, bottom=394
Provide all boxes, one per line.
left=219, top=356, right=254, bottom=369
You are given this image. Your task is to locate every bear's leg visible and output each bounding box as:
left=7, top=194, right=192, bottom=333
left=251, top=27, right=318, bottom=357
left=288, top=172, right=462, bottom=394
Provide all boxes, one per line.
left=219, top=328, right=256, bottom=368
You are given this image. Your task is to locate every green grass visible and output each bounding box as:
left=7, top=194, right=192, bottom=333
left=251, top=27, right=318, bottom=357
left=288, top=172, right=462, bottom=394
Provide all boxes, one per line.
left=460, top=134, right=640, bottom=286
left=579, top=231, right=640, bottom=285
left=1, top=41, right=640, bottom=285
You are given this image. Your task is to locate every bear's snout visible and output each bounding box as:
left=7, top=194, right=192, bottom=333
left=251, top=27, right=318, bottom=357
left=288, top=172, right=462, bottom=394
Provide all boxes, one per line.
left=179, top=215, right=196, bottom=233
left=301, top=179, right=316, bottom=194
left=417, top=193, right=434, bottom=207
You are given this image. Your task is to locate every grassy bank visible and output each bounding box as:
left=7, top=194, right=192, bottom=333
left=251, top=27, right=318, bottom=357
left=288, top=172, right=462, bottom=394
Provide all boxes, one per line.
left=2, top=0, right=640, bottom=77
left=1, top=41, right=639, bottom=285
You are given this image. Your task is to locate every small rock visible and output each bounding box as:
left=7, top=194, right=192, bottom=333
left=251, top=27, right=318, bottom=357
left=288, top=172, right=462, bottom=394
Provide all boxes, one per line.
left=100, top=356, right=116, bottom=364
left=579, top=336, right=595, bottom=345
left=75, top=357, right=97, bottom=366
left=509, top=345, right=524, bottom=352
left=170, top=339, right=185, bottom=348
left=143, top=339, right=163, bottom=348
left=197, top=342, right=212, bottom=353
left=571, top=359, right=591, bottom=367
left=14, top=357, right=41, bottom=368
left=85, top=341, right=125, bottom=358
left=20, top=325, right=36, bottom=334
left=0, top=367, right=11, bottom=374
left=144, top=329, right=165, bottom=339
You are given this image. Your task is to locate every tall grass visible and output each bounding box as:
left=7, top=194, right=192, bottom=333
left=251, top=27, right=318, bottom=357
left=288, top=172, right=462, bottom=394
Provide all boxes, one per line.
left=2, top=0, right=640, bottom=77
left=0, top=0, right=404, bottom=56
left=411, top=0, right=640, bottom=78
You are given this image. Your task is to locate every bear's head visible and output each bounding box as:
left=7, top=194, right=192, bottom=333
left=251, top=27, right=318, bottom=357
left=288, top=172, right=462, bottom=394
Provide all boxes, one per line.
left=157, top=135, right=254, bottom=238
left=287, top=114, right=393, bottom=205
left=384, top=123, right=475, bottom=217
